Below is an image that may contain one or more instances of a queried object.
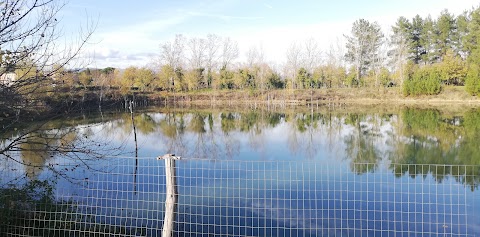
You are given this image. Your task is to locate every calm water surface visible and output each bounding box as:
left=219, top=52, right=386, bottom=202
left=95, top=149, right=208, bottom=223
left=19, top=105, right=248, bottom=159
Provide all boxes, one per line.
left=2, top=107, right=480, bottom=236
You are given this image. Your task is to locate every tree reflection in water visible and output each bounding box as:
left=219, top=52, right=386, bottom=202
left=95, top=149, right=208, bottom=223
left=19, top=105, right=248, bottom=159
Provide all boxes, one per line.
left=388, top=108, right=480, bottom=190
left=2, top=107, right=480, bottom=190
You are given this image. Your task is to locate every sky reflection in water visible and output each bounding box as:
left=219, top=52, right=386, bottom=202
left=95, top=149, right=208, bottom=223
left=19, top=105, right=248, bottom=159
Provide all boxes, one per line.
left=3, top=108, right=480, bottom=236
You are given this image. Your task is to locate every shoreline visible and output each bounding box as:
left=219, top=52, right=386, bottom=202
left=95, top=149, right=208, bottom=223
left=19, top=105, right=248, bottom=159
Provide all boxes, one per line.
left=159, top=87, right=480, bottom=107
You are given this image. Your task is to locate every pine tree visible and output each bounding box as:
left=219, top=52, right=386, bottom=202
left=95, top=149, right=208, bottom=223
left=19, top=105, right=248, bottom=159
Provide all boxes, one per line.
left=462, top=7, right=480, bottom=63
left=410, top=15, right=425, bottom=64
left=421, top=16, right=436, bottom=64
left=433, top=10, right=457, bottom=62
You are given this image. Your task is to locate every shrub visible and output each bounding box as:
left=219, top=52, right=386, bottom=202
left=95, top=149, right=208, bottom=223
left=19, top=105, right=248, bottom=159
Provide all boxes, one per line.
left=403, top=65, right=442, bottom=96
left=465, top=64, right=480, bottom=96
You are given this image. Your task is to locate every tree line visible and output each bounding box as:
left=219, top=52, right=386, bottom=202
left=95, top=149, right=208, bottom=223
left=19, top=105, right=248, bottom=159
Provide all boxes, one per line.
left=4, top=5, right=480, bottom=105
left=59, top=6, right=479, bottom=98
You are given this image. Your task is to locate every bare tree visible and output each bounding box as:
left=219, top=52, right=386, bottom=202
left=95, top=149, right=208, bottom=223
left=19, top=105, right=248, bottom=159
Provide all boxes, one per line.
left=205, top=34, right=220, bottom=71
left=160, top=34, right=185, bottom=91
left=204, top=34, right=221, bottom=88
left=220, top=37, right=239, bottom=69
left=1, top=0, right=94, bottom=96
left=186, top=37, right=206, bottom=70
left=302, top=37, right=322, bottom=73
left=91, top=68, right=115, bottom=110
left=285, top=42, right=302, bottom=89
left=0, top=0, right=99, bottom=179
left=160, top=34, right=185, bottom=70
left=389, top=17, right=410, bottom=85
left=326, top=39, right=346, bottom=68
left=245, top=44, right=264, bottom=68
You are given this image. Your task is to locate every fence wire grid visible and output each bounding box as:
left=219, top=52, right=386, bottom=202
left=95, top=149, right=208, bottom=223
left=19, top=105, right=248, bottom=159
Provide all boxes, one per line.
left=0, top=156, right=479, bottom=237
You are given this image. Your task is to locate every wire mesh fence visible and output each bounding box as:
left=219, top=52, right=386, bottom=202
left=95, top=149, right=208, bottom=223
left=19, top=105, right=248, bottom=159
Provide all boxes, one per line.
left=1, top=156, right=479, bottom=237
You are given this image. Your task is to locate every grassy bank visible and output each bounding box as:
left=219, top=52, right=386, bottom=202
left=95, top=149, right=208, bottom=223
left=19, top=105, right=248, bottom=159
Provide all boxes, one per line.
left=158, top=86, right=480, bottom=106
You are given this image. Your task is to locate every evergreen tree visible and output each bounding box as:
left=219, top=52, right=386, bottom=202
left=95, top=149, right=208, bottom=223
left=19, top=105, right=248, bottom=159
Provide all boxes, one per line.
left=456, top=11, right=470, bottom=58
left=433, top=10, right=458, bottom=61
left=465, top=64, right=480, bottom=95
left=421, top=16, right=436, bottom=64
left=462, top=7, right=480, bottom=64
left=409, top=15, right=425, bottom=64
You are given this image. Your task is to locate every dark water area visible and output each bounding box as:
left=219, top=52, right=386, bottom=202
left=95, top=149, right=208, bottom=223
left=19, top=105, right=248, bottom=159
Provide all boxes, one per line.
left=1, top=106, right=479, bottom=236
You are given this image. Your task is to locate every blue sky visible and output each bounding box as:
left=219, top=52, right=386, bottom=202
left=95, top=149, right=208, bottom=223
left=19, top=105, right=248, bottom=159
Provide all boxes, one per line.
left=61, top=0, right=478, bottom=68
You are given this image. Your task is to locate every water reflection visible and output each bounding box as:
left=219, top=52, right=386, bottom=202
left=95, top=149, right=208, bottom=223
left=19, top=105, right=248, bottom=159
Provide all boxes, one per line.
left=1, top=114, right=124, bottom=183
left=19, top=129, right=82, bottom=180
left=3, top=107, right=480, bottom=188
left=387, top=108, right=480, bottom=190
left=81, top=107, right=480, bottom=189
left=2, top=106, right=480, bottom=236
left=344, top=114, right=381, bottom=174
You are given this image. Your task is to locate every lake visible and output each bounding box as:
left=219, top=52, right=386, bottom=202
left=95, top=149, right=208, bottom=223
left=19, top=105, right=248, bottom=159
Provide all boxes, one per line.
left=1, top=106, right=479, bottom=236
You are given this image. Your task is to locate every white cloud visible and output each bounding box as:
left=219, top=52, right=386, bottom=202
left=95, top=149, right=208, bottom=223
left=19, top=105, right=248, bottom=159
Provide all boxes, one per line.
left=186, top=11, right=264, bottom=21
left=225, top=0, right=477, bottom=65
left=263, top=3, right=273, bottom=9
left=83, top=15, right=188, bottom=68
left=230, top=21, right=352, bottom=64
left=78, top=0, right=478, bottom=68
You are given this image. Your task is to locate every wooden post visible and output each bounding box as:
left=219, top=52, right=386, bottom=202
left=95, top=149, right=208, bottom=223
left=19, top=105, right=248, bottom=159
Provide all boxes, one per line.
left=129, top=101, right=139, bottom=194
left=157, top=154, right=181, bottom=237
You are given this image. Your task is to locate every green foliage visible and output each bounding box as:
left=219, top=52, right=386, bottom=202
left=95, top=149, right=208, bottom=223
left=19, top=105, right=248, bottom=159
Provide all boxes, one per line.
left=266, top=71, right=284, bottom=89
left=134, top=68, right=155, bottom=92
left=434, top=10, right=457, bottom=60
left=1, top=180, right=55, bottom=236
left=378, top=67, right=392, bottom=87
left=343, top=113, right=381, bottom=174
left=184, top=68, right=204, bottom=91
left=345, top=66, right=358, bottom=87
left=465, top=64, right=480, bottom=95
left=463, top=7, right=480, bottom=61
left=234, top=68, right=256, bottom=89
left=295, top=113, right=320, bottom=133
left=239, top=111, right=259, bottom=132
left=391, top=108, right=480, bottom=189
left=391, top=7, right=475, bottom=66
left=295, top=68, right=311, bottom=89
left=313, top=65, right=347, bottom=88
left=468, top=48, right=480, bottom=66
left=220, top=112, right=236, bottom=133
left=410, top=15, right=426, bottom=64
left=402, top=108, right=440, bottom=131
left=188, top=113, right=206, bottom=133
left=438, top=49, right=467, bottom=85
left=403, top=65, right=442, bottom=96
left=78, top=69, right=92, bottom=88
left=173, top=67, right=185, bottom=92
left=156, top=65, right=175, bottom=90
left=218, top=67, right=235, bottom=89
left=119, top=66, right=137, bottom=95
left=420, top=16, right=436, bottom=63
left=100, top=67, right=115, bottom=74
left=364, top=67, right=392, bottom=87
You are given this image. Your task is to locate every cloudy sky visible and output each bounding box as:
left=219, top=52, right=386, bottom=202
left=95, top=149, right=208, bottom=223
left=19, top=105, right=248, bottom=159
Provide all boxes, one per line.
left=61, top=0, right=478, bottom=69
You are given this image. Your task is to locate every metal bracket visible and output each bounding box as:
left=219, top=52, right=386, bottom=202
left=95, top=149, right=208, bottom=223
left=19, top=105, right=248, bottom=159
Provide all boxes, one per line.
left=157, top=154, right=182, bottom=160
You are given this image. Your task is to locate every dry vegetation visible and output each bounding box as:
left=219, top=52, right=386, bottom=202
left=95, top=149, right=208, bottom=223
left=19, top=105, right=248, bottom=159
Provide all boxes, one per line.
left=161, top=86, right=480, bottom=107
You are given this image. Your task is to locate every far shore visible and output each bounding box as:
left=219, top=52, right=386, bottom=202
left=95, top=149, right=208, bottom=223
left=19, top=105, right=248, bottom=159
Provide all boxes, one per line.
left=156, top=86, right=480, bottom=107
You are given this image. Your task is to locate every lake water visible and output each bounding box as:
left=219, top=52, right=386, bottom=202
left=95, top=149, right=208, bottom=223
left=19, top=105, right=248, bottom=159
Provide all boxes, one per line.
left=1, top=106, right=480, bottom=236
